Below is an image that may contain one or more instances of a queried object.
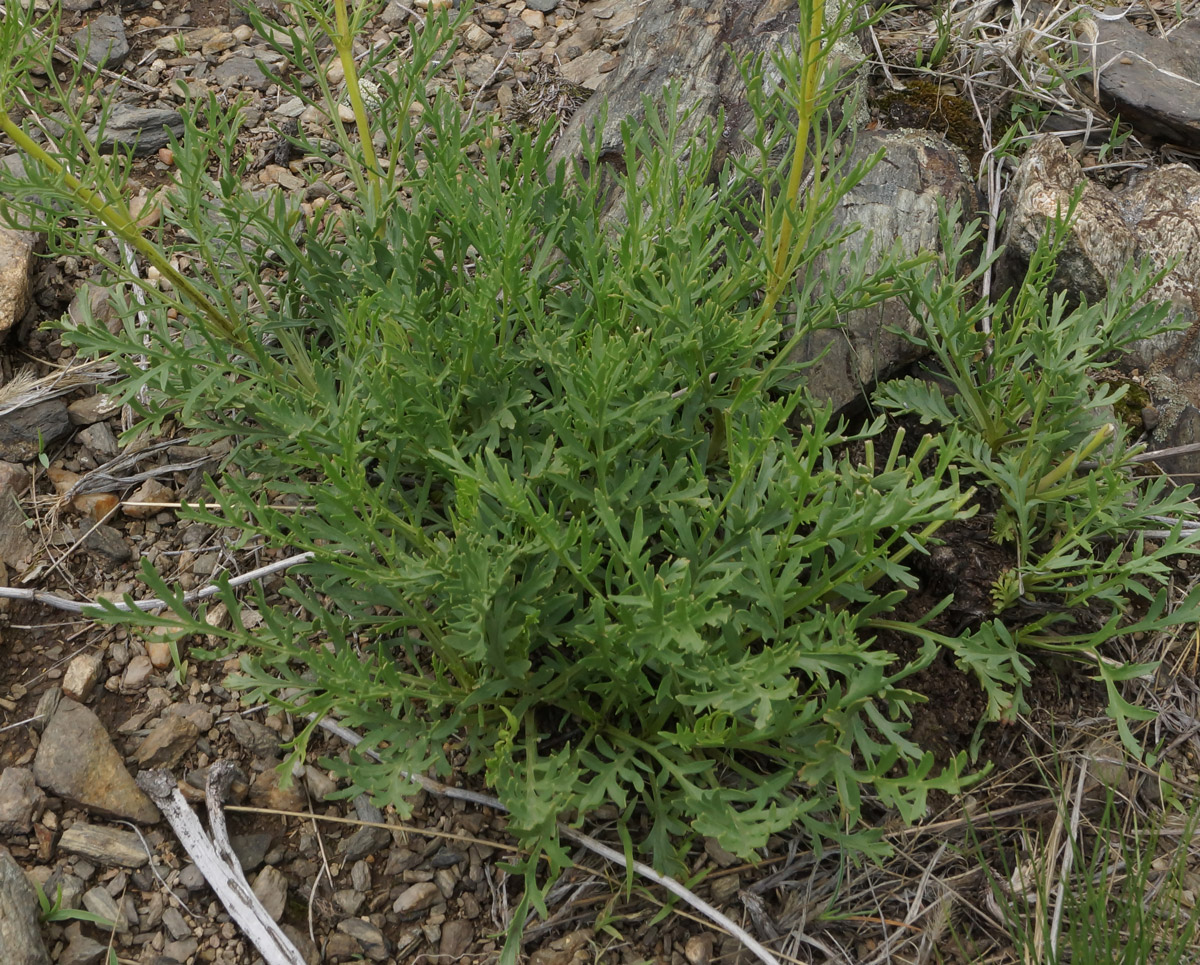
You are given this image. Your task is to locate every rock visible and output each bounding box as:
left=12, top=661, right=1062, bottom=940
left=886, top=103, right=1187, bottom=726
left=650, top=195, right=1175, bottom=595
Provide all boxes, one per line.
left=247, top=768, right=305, bottom=812
left=146, top=640, right=173, bottom=671
left=1000, top=134, right=1137, bottom=306
left=790, top=131, right=978, bottom=412
left=530, top=930, right=591, bottom=965
left=58, top=824, right=149, bottom=868
left=178, top=863, right=206, bottom=891
left=0, top=399, right=70, bottom=462
left=47, top=468, right=121, bottom=522
left=0, top=767, right=45, bottom=834
left=75, top=14, right=130, bottom=68
left=333, top=888, right=365, bottom=916
left=0, top=492, right=35, bottom=570
left=0, top=225, right=38, bottom=336
left=281, top=925, right=320, bottom=965
left=230, top=832, right=273, bottom=871
left=82, top=523, right=133, bottom=564
left=161, top=939, right=198, bottom=964
left=0, top=461, right=29, bottom=496
left=61, top=653, right=104, bottom=703
left=251, top=866, right=287, bottom=922
left=162, top=905, right=190, bottom=940
left=338, top=794, right=390, bottom=861
left=184, top=762, right=248, bottom=798
left=32, top=698, right=160, bottom=824
left=553, top=0, right=860, bottom=179
left=999, top=135, right=1200, bottom=474
left=462, top=23, right=493, bottom=52
left=67, top=394, right=120, bottom=426
left=684, top=933, right=714, bottom=965
left=440, top=919, right=474, bottom=958
left=1115, top=162, right=1200, bottom=379
left=88, top=107, right=185, bottom=159
left=60, top=0, right=100, bottom=10
left=0, top=848, right=52, bottom=965
left=200, top=31, right=238, bottom=56
left=703, top=837, right=739, bottom=869
left=526, top=0, right=559, bottom=10
left=335, top=919, right=388, bottom=962
left=1081, top=9, right=1200, bottom=150
left=507, top=18, right=535, bottom=49
left=708, top=872, right=740, bottom=902
left=228, top=715, right=280, bottom=758
left=324, top=932, right=361, bottom=960
left=120, top=655, right=154, bottom=692
left=463, top=56, right=501, bottom=89
left=82, top=885, right=127, bottom=931
left=1146, top=403, right=1200, bottom=479
left=58, top=929, right=108, bottom=965
left=381, top=0, right=409, bottom=25
left=66, top=281, right=117, bottom=333
left=558, top=48, right=610, bottom=90
left=135, top=716, right=200, bottom=768
left=32, top=688, right=60, bottom=733
left=77, top=422, right=119, bottom=457
left=212, top=56, right=269, bottom=91
left=47, top=871, right=85, bottom=911
left=303, top=768, right=337, bottom=801
left=163, top=702, right=214, bottom=734
left=392, top=880, right=440, bottom=915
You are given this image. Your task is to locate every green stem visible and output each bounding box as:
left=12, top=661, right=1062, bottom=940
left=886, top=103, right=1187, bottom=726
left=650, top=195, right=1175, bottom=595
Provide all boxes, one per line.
left=756, top=0, right=825, bottom=329
left=1035, top=422, right=1114, bottom=495
left=0, top=110, right=255, bottom=355
left=332, top=0, right=382, bottom=207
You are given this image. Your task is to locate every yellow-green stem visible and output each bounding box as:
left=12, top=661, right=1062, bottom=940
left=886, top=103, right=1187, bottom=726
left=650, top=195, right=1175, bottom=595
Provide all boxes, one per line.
left=332, top=0, right=382, bottom=206
left=756, top=0, right=826, bottom=329
left=1036, top=423, right=1114, bottom=495
left=0, top=110, right=254, bottom=354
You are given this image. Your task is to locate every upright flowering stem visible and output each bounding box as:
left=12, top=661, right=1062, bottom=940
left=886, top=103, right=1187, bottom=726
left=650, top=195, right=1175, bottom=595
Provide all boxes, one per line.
left=757, top=0, right=827, bottom=329
left=332, top=0, right=383, bottom=207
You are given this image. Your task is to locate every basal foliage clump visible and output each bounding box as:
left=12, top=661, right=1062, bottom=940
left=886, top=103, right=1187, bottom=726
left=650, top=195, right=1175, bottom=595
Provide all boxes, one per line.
left=3, top=0, right=1200, bottom=949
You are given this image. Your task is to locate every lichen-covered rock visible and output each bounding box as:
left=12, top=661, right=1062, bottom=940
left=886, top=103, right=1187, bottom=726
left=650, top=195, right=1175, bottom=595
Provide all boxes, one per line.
left=0, top=848, right=52, bottom=965
left=1001, top=135, right=1200, bottom=476
left=999, top=135, right=1137, bottom=305
left=550, top=0, right=866, bottom=205
left=788, top=130, right=979, bottom=412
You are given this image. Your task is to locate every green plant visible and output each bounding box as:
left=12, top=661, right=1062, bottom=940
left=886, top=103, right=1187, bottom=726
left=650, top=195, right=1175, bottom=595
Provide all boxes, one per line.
left=1, top=0, right=965, bottom=920
left=874, top=201, right=1200, bottom=747
left=33, top=880, right=118, bottom=929
left=3, top=0, right=1200, bottom=957
left=913, top=4, right=953, bottom=72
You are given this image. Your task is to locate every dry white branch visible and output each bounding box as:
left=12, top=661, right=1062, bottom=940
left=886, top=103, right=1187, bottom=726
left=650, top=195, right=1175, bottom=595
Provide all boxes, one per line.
left=205, top=762, right=253, bottom=891
left=137, top=768, right=306, bottom=965
left=0, top=551, right=314, bottom=613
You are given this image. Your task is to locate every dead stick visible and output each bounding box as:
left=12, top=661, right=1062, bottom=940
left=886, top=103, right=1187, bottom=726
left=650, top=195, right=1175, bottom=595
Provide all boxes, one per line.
left=205, top=761, right=253, bottom=891
left=136, top=769, right=306, bottom=965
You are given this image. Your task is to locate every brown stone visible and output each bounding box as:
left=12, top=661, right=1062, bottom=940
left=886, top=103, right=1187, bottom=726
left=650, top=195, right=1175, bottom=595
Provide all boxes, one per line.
left=135, top=716, right=200, bottom=768
left=32, top=698, right=159, bottom=824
